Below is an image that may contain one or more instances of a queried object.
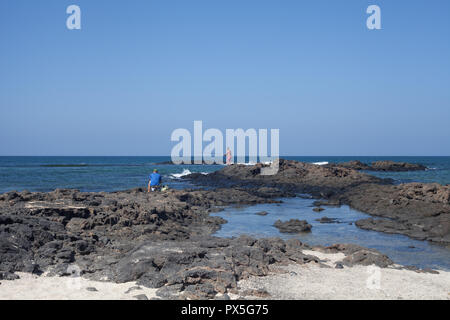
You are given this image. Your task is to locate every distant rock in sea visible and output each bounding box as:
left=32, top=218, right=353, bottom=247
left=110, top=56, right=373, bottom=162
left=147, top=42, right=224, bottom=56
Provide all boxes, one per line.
left=153, top=161, right=223, bottom=165
left=336, top=160, right=426, bottom=172
left=315, top=217, right=340, bottom=224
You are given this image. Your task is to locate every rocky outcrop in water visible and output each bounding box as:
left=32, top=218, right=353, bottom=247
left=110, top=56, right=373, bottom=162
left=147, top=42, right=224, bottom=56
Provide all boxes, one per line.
left=336, top=160, right=427, bottom=172
left=336, top=160, right=371, bottom=170
left=343, top=183, right=450, bottom=244
left=185, top=159, right=387, bottom=196
left=185, top=159, right=450, bottom=245
left=274, top=219, right=312, bottom=233
left=154, top=161, right=222, bottom=165
left=315, top=217, right=340, bottom=224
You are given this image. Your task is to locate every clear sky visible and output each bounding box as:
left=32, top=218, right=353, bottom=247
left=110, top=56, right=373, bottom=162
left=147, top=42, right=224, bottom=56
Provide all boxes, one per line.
left=1, top=0, right=449, bottom=156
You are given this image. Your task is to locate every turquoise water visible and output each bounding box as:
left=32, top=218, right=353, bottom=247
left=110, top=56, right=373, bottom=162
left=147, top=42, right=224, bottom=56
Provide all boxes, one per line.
left=1, top=156, right=449, bottom=193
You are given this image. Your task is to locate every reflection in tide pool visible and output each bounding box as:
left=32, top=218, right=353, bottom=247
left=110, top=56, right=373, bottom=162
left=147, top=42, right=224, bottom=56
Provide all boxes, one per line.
left=212, top=197, right=450, bottom=271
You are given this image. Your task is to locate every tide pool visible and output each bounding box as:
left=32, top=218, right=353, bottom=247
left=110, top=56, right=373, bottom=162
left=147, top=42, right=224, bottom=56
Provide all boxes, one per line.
left=213, top=196, right=450, bottom=271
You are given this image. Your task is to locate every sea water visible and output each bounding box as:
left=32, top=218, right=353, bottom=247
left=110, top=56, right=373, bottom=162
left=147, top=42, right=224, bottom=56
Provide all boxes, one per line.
left=1, top=156, right=449, bottom=193
left=0, top=156, right=221, bottom=193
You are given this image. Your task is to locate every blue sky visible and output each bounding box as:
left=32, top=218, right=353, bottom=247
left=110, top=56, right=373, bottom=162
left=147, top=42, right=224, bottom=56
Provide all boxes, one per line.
left=1, top=0, right=449, bottom=156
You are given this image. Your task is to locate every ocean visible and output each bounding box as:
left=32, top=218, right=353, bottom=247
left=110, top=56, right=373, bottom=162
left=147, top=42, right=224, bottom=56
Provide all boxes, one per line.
left=1, top=156, right=449, bottom=270
left=0, top=156, right=449, bottom=194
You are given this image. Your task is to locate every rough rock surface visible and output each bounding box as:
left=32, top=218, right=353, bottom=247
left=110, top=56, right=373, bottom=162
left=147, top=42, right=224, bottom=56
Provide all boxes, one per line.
left=0, top=187, right=345, bottom=298
left=274, top=219, right=312, bottom=233
left=103, top=236, right=320, bottom=299
left=185, top=159, right=386, bottom=197
left=343, top=183, right=450, bottom=244
left=336, top=160, right=426, bottom=172
left=315, top=217, right=340, bottom=224
left=0, top=187, right=283, bottom=276
left=313, top=244, right=394, bottom=268
left=185, top=159, right=450, bottom=244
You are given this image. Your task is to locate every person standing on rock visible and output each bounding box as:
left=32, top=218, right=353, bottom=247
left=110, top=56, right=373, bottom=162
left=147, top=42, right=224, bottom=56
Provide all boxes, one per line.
left=226, top=147, right=232, bottom=165
left=148, top=169, right=162, bottom=192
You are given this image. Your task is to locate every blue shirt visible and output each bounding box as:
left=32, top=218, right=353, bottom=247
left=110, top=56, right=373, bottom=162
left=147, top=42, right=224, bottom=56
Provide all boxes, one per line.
left=149, top=172, right=161, bottom=186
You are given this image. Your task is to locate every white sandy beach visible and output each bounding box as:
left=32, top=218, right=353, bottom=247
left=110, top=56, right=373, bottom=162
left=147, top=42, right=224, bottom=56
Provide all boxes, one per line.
left=0, top=273, right=158, bottom=300
left=233, top=250, right=450, bottom=300
left=1, top=250, right=449, bottom=300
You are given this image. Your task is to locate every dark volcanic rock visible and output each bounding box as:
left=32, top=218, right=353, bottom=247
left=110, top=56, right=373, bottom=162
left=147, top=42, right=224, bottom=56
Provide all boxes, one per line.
left=315, top=217, right=340, bottom=224
left=241, top=288, right=271, bottom=298
left=124, top=286, right=142, bottom=294
left=102, top=236, right=319, bottom=298
left=370, top=161, right=426, bottom=172
left=185, top=159, right=449, bottom=244
left=341, top=250, right=393, bottom=268
left=313, top=199, right=341, bottom=207
left=336, top=160, right=426, bottom=172
left=255, top=211, right=269, bottom=216
left=346, top=183, right=450, bottom=243
left=338, top=160, right=371, bottom=170
left=0, top=271, right=20, bottom=280
left=312, top=207, right=325, bottom=212
left=154, top=161, right=222, bottom=165
left=185, top=159, right=385, bottom=198
left=0, top=186, right=326, bottom=297
left=274, top=219, right=312, bottom=233
left=0, top=187, right=286, bottom=278
left=316, top=244, right=393, bottom=268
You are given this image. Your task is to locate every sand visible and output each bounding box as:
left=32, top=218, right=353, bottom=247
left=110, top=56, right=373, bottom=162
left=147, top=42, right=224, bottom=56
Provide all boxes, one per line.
left=1, top=250, right=449, bottom=300
left=232, top=250, right=450, bottom=300
left=0, top=272, right=157, bottom=300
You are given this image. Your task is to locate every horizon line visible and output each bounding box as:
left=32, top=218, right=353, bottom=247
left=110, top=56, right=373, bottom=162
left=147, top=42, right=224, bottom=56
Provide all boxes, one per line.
left=0, top=155, right=449, bottom=157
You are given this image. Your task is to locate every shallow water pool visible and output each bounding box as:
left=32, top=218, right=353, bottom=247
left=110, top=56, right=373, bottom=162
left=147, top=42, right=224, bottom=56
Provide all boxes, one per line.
left=212, top=197, right=450, bottom=271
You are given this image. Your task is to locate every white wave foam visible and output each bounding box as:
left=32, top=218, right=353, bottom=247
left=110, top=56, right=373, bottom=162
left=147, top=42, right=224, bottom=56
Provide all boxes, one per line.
left=234, top=161, right=274, bottom=166
left=313, top=162, right=328, bottom=166
left=170, top=169, right=209, bottom=179
left=236, top=162, right=257, bottom=166
left=171, top=169, right=192, bottom=179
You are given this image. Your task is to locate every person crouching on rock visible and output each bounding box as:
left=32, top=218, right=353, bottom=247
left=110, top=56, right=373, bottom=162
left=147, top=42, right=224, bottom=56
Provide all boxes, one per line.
left=148, top=169, right=162, bottom=192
